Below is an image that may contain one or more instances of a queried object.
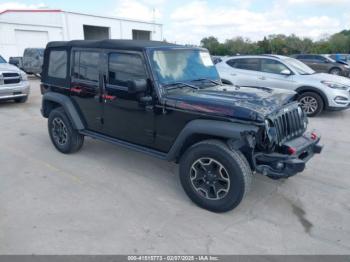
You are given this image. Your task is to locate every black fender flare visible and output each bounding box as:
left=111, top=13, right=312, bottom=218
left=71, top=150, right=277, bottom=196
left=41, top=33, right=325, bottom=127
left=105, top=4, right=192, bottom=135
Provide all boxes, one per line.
left=42, top=92, right=85, bottom=130
left=165, top=119, right=259, bottom=161
left=295, top=86, right=329, bottom=108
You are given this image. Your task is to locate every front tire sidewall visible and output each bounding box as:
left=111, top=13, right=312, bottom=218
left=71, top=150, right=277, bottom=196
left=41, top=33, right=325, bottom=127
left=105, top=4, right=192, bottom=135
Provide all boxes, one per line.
left=180, top=142, right=247, bottom=213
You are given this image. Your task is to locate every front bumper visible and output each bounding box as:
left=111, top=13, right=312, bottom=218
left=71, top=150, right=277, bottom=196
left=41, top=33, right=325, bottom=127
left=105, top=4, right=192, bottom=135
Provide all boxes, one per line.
left=326, top=88, right=350, bottom=109
left=255, top=132, right=322, bottom=178
left=0, top=80, right=30, bottom=101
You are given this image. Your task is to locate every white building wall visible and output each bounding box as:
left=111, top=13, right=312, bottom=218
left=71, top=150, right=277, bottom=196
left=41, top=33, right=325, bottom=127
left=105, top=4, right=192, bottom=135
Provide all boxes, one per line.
left=0, top=10, right=163, bottom=60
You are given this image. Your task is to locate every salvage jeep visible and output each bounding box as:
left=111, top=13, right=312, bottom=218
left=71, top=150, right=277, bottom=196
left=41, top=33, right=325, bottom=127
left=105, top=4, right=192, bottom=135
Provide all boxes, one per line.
left=40, top=40, right=322, bottom=212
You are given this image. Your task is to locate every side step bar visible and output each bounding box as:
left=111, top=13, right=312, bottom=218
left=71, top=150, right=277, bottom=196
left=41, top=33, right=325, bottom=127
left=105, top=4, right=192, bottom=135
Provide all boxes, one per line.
left=80, top=130, right=168, bottom=160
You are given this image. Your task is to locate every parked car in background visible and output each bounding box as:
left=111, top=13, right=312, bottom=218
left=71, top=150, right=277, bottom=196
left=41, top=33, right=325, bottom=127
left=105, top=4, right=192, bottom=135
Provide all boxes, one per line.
left=216, top=55, right=350, bottom=116
left=292, top=54, right=350, bottom=77
left=0, top=55, right=30, bottom=103
left=9, top=56, right=23, bottom=69
left=328, top=54, right=350, bottom=64
left=40, top=40, right=322, bottom=212
left=212, top=56, right=224, bottom=64
left=22, top=48, right=44, bottom=76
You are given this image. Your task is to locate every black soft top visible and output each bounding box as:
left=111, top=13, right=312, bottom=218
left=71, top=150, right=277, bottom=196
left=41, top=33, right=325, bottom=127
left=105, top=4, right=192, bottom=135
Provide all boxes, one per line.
left=46, top=39, right=180, bottom=51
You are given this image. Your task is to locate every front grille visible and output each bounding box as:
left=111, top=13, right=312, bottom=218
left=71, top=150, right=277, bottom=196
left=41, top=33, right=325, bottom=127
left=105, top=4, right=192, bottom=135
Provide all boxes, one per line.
left=4, top=78, right=20, bottom=84
left=1, top=73, right=21, bottom=85
left=3, top=73, right=19, bottom=78
left=271, top=103, right=306, bottom=145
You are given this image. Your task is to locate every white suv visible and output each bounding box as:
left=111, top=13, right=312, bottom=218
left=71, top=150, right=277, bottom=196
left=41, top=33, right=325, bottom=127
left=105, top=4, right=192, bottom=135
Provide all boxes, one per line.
left=0, top=55, right=30, bottom=103
left=216, top=55, right=350, bottom=116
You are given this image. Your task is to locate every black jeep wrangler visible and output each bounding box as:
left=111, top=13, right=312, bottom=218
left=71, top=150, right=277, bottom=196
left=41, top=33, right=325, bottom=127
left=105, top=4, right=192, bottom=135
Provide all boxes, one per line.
left=41, top=40, right=322, bottom=213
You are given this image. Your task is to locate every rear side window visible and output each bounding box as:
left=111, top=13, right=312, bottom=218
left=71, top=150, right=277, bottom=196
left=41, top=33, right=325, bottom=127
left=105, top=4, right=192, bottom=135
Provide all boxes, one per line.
left=48, top=50, right=67, bottom=79
left=73, top=51, right=100, bottom=82
left=227, top=58, right=260, bottom=71
left=108, top=53, right=146, bottom=86
left=261, top=59, right=289, bottom=74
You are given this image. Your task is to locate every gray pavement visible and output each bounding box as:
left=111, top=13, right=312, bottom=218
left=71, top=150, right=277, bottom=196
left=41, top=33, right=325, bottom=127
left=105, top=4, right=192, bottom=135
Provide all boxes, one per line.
left=1, top=78, right=349, bottom=254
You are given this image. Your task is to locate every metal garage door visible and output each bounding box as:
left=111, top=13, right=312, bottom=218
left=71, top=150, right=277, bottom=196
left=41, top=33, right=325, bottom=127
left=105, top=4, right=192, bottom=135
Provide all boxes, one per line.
left=15, top=30, right=49, bottom=56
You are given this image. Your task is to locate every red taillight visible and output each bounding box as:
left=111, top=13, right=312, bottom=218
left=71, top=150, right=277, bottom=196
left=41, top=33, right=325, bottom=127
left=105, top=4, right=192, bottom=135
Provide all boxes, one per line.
left=311, top=132, right=317, bottom=140
left=287, top=147, right=297, bottom=155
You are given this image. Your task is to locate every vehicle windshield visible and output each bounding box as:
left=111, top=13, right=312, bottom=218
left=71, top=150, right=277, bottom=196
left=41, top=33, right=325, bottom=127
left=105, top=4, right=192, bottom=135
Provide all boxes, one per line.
left=284, top=57, right=315, bottom=75
left=150, top=49, right=220, bottom=86
left=0, top=55, right=6, bottom=63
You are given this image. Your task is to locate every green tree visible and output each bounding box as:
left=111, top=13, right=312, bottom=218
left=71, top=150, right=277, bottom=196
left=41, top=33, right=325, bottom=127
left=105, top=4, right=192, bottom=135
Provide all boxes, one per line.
left=200, top=36, right=222, bottom=55
left=328, top=33, right=350, bottom=53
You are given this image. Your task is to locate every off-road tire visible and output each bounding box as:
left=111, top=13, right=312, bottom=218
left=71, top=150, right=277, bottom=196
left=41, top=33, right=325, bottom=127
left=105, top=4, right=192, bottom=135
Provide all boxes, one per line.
left=14, top=96, right=28, bottom=103
left=298, top=92, right=324, bottom=117
left=179, top=139, right=252, bottom=213
left=48, top=107, right=84, bottom=154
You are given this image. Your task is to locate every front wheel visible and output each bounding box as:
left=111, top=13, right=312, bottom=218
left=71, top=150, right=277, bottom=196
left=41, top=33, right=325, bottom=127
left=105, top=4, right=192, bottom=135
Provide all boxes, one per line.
left=298, top=92, right=324, bottom=117
left=329, top=68, right=341, bottom=75
left=14, top=96, right=28, bottom=103
left=179, top=140, right=252, bottom=213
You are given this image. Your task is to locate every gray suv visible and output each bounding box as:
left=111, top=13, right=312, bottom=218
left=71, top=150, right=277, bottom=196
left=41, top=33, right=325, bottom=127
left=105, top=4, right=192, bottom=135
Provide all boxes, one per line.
left=216, top=55, right=350, bottom=116
left=292, top=54, right=350, bottom=77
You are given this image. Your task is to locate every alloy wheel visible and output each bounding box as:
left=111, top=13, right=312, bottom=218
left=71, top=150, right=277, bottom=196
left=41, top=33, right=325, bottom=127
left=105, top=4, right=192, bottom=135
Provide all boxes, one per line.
left=190, top=158, right=230, bottom=200
left=52, top=117, right=68, bottom=146
left=299, top=96, right=318, bottom=115
left=330, top=69, right=341, bottom=75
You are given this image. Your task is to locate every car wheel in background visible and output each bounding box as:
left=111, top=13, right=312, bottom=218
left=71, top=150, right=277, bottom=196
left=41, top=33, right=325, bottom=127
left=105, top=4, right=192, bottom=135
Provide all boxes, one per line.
left=329, top=68, right=341, bottom=75
left=14, top=96, right=28, bottom=103
left=48, top=107, right=84, bottom=154
left=179, top=139, right=252, bottom=213
left=298, top=92, right=324, bottom=117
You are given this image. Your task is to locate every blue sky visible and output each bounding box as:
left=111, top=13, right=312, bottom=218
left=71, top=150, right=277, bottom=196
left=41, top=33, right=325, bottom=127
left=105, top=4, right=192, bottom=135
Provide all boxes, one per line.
left=1, top=0, right=349, bottom=44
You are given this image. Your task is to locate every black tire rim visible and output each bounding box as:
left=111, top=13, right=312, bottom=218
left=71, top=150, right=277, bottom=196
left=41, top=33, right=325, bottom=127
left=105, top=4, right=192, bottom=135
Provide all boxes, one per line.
left=190, top=158, right=231, bottom=200
left=299, top=96, right=318, bottom=115
left=52, top=117, right=68, bottom=146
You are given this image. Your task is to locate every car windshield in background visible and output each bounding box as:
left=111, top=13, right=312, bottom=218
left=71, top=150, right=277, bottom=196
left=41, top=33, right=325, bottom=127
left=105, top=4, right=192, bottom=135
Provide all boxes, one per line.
left=285, top=57, right=315, bottom=75
left=150, top=49, right=220, bottom=86
left=0, top=56, right=6, bottom=63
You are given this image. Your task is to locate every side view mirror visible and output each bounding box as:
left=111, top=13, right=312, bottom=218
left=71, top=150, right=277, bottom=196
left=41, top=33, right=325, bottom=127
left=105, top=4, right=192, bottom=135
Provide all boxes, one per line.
left=127, top=79, right=147, bottom=94
left=280, top=69, right=292, bottom=76
left=324, top=60, right=330, bottom=63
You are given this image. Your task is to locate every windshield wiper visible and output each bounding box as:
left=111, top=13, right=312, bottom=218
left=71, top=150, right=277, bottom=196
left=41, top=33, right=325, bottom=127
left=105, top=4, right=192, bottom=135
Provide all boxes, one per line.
left=191, top=78, right=222, bottom=86
left=163, top=82, right=199, bottom=90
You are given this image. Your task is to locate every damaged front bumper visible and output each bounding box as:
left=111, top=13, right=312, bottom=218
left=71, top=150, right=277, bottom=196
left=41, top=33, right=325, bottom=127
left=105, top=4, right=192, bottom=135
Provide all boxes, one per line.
left=254, top=132, right=323, bottom=178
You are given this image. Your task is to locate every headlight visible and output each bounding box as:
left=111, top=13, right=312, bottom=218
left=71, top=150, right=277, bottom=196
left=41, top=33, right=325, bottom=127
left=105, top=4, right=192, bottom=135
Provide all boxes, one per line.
left=321, top=81, right=349, bottom=90
left=19, top=71, right=27, bottom=81
left=344, top=65, right=350, bottom=69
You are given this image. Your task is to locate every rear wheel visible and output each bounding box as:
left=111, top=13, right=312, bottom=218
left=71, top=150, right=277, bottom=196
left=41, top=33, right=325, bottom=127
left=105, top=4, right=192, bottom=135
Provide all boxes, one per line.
left=298, top=92, right=324, bottom=117
left=179, top=140, right=252, bottom=213
left=48, top=107, right=84, bottom=154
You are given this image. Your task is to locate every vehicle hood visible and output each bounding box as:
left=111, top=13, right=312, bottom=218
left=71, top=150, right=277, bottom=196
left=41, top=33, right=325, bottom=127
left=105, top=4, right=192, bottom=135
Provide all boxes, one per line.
left=303, top=73, right=350, bottom=86
left=0, top=63, right=21, bottom=73
left=164, top=85, right=297, bottom=123
left=336, top=60, right=349, bottom=66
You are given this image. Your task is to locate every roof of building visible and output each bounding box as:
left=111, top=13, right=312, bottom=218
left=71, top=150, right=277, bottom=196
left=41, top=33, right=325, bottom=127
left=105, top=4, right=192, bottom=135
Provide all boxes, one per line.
left=46, top=39, right=180, bottom=51
left=0, top=9, right=62, bottom=15
left=0, top=9, right=163, bottom=26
